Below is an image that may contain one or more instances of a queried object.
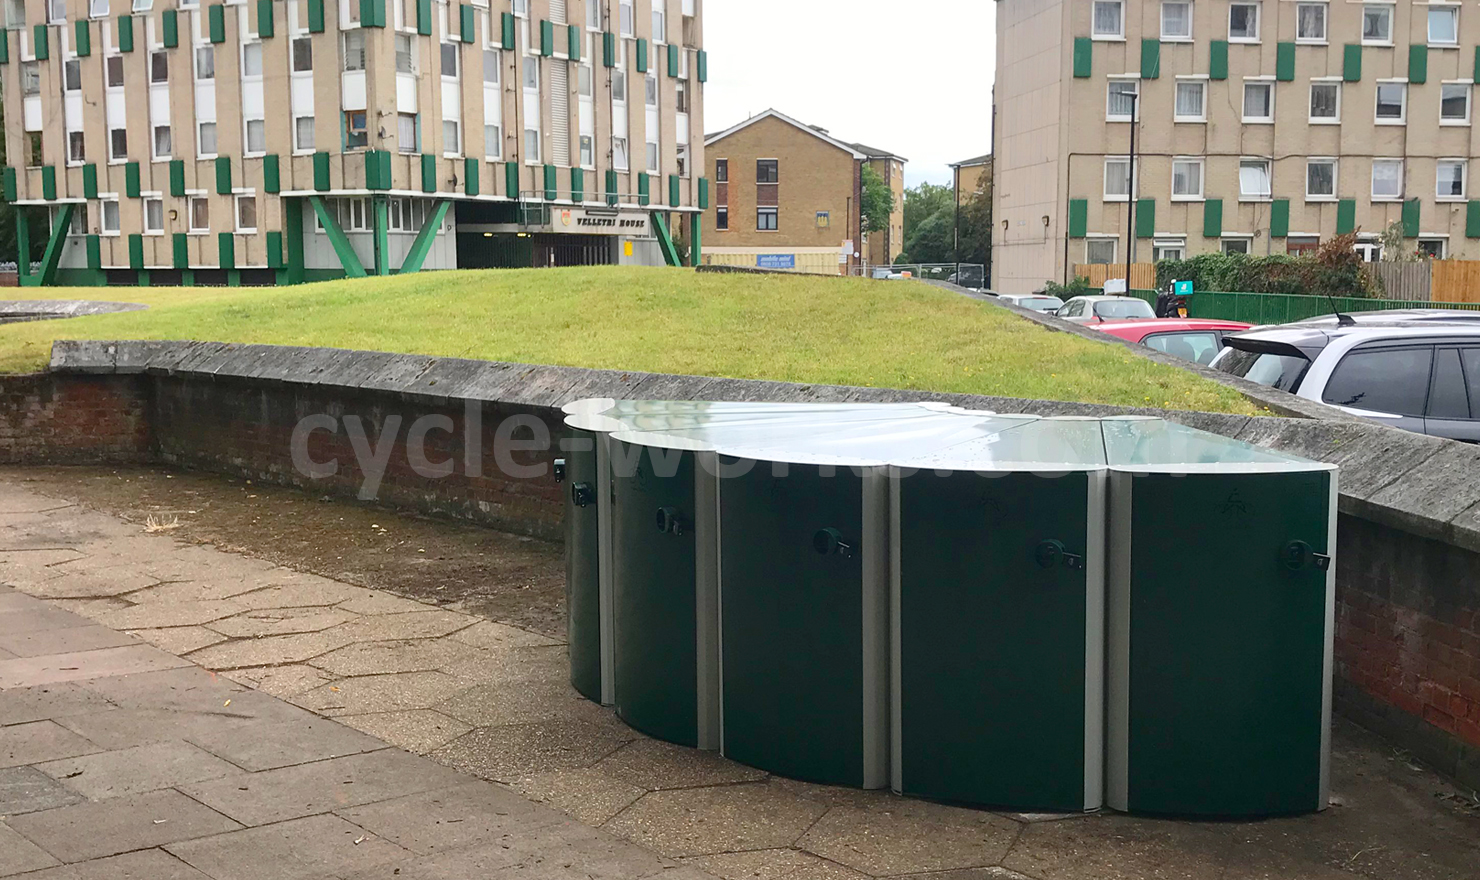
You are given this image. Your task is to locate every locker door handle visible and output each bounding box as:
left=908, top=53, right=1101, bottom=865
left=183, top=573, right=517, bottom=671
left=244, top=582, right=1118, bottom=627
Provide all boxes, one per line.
left=570, top=482, right=595, bottom=508
left=1035, top=539, right=1084, bottom=571
left=656, top=506, right=685, bottom=537
left=813, top=528, right=854, bottom=558
left=1282, top=541, right=1332, bottom=572
left=553, top=458, right=567, bottom=483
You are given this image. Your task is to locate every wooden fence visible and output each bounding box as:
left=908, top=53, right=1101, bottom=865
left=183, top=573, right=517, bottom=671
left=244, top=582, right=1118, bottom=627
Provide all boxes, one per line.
left=1072, top=263, right=1157, bottom=291
left=1370, top=262, right=1432, bottom=302
left=1431, top=261, right=1480, bottom=303
left=1075, top=259, right=1480, bottom=304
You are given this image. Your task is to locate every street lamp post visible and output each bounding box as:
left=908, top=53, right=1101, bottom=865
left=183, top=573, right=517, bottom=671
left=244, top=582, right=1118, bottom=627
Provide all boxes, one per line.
left=1123, top=92, right=1138, bottom=297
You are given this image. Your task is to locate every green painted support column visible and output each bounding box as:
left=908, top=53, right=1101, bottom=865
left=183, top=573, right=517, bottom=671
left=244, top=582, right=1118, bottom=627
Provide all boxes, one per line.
left=651, top=212, right=681, bottom=267
left=182, top=269, right=195, bottom=285
left=373, top=196, right=390, bottom=275
left=138, top=270, right=150, bottom=286
left=285, top=196, right=306, bottom=284
left=308, top=194, right=367, bottom=277
left=688, top=212, right=701, bottom=267
left=400, top=199, right=450, bottom=273
left=15, top=209, right=29, bottom=283
left=23, top=203, right=74, bottom=287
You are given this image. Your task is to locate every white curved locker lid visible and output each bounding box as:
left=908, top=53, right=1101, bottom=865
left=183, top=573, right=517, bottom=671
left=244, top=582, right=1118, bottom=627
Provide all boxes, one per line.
left=1101, top=416, right=1334, bottom=474
left=562, top=399, right=968, bottom=433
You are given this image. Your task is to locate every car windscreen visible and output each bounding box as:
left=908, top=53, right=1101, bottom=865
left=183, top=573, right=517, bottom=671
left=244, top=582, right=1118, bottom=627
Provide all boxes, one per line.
left=1143, top=331, right=1222, bottom=365
left=1093, top=299, right=1155, bottom=319
left=1216, top=346, right=1311, bottom=392
left=1022, top=297, right=1062, bottom=310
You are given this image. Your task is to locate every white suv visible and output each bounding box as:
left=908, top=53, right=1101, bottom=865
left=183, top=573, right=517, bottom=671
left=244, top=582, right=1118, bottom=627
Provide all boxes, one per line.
left=1212, top=321, right=1480, bottom=441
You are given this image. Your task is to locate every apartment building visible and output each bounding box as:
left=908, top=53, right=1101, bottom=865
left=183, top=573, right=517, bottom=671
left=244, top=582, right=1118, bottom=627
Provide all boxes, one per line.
left=702, top=109, right=905, bottom=275
left=951, top=153, right=991, bottom=204
left=994, top=0, right=1480, bottom=294
left=0, top=0, right=707, bottom=286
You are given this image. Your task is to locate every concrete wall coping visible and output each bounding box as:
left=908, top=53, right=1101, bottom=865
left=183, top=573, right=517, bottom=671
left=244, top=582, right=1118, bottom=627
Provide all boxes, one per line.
left=0, top=301, right=147, bottom=322
left=46, top=338, right=1480, bottom=556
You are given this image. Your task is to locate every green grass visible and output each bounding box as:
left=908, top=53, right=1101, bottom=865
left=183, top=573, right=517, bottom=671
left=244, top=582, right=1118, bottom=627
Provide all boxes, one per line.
left=0, top=268, right=1256, bottom=413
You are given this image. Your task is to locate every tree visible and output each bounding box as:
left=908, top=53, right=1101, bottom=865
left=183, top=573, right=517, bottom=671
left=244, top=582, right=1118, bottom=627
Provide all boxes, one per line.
left=899, top=210, right=954, bottom=264
left=901, top=182, right=953, bottom=244
left=859, top=165, right=894, bottom=235
left=957, top=189, right=991, bottom=266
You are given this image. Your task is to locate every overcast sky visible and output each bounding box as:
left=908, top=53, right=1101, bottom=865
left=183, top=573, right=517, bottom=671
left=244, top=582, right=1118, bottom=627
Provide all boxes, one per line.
left=703, top=0, right=995, bottom=189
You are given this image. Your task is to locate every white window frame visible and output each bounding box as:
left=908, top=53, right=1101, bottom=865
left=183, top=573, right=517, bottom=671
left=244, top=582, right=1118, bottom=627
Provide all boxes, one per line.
left=1085, top=237, right=1118, bottom=265
left=1242, top=79, right=1274, bottom=123
left=243, top=118, right=266, bottom=157
left=1103, top=155, right=1134, bottom=202
left=1295, top=2, right=1327, bottom=44
left=1441, top=82, right=1471, bottom=126
left=235, top=193, right=258, bottom=233
left=1239, top=157, right=1273, bottom=201
left=1309, top=80, right=1341, bottom=124
left=442, top=118, right=461, bottom=157
left=1171, top=157, right=1204, bottom=201
left=1371, top=158, right=1404, bottom=201
left=1306, top=157, right=1337, bottom=201
left=188, top=194, right=209, bottom=234
left=1418, top=237, right=1448, bottom=259
left=485, top=124, right=502, bottom=161
left=1437, top=158, right=1467, bottom=202
left=142, top=196, right=165, bottom=235
left=294, top=116, right=315, bottom=153
left=1375, top=80, right=1407, bottom=125
left=100, top=198, right=121, bottom=235
left=1173, top=78, right=1206, bottom=123
left=1160, top=1, right=1191, bottom=41
left=1222, top=237, right=1253, bottom=256
left=152, top=124, right=172, bottom=161
left=1106, top=78, right=1139, bottom=122
left=1428, top=4, right=1459, bottom=47
left=1092, top=0, right=1124, bottom=40
left=197, top=121, right=218, bottom=158
left=1228, top=2, right=1260, bottom=42
left=1152, top=238, right=1186, bottom=262
left=1362, top=3, right=1393, bottom=46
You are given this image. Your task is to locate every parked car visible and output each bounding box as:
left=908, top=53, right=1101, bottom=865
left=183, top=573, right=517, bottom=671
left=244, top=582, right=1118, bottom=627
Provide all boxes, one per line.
left=1093, top=319, right=1253, bottom=365
left=1055, top=295, right=1157, bottom=324
left=997, top=293, right=1064, bottom=313
left=1211, top=322, right=1480, bottom=440
left=1293, top=309, right=1480, bottom=325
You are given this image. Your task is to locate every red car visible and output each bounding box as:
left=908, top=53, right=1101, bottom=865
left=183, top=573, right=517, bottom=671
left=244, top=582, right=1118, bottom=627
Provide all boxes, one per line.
left=1092, top=319, right=1253, bottom=366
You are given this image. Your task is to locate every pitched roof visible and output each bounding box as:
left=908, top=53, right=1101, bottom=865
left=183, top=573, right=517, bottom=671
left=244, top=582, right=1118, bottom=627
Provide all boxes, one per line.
left=849, top=142, right=908, bottom=162
left=703, top=109, right=869, bottom=159
left=950, top=153, right=993, bottom=168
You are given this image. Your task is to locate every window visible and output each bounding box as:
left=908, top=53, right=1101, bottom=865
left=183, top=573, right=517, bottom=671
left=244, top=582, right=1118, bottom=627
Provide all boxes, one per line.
left=1107, top=79, right=1138, bottom=121
left=195, top=46, right=215, bottom=79
left=398, top=112, right=417, bottom=152
left=1174, top=80, right=1205, bottom=121
left=150, top=51, right=168, bottom=83
left=527, top=128, right=542, bottom=162
left=143, top=197, right=164, bottom=234
left=1171, top=158, right=1203, bottom=200
left=67, top=131, right=85, bottom=163
left=757, top=207, right=778, bottom=230
left=346, top=111, right=368, bottom=149
left=63, top=59, right=82, bottom=91
left=523, top=56, right=539, bottom=90
left=1372, top=158, right=1404, bottom=200
left=242, top=42, right=263, bottom=77
left=675, top=79, right=689, bottom=113
left=619, top=0, right=632, bottom=35
left=646, top=140, right=658, bottom=172
left=486, top=124, right=502, bottom=159
left=757, top=159, right=779, bottom=183
left=652, top=2, right=664, bottom=41
left=1152, top=240, right=1184, bottom=262
left=1161, top=1, right=1191, bottom=39
left=1287, top=236, right=1320, bottom=256
left=396, top=34, right=415, bottom=73
left=1296, top=2, right=1326, bottom=42
left=292, top=37, right=312, bottom=72
left=48, top=0, right=64, bottom=22
left=483, top=49, right=499, bottom=83
left=236, top=195, right=257, bottom=232
left=132, top=0, right=151, bottom=10
left=21, top=62, right=39, bottom=97
left=1222, top=238, right=1252, bottom=255
left=1243, top=81, right=1273, bottom=121
left=1309, top=82, right=1339, bottom=122
left=27, top=133, right=42, bottom=167
left=579, top=134, right=592, bottom=167
left=189, top=196, right=209, bottom=232
left=1429, top=5, right=1459, bottom=46
left=1442, top=83, right=1470, bottom=124
left=612, top=136, right=626, bottom=169
left=109, top=128, right=128, bottom=161
left=1144, top=332, right=1224, bottom=366
left=645, top=74, right=658, bottom=107
left=1092, top=0, right=1123, bottom=38
left=68, top=204, right=87, bottom=236
left=1086, top=239, right=1117, bottom=264
left=1307, top=158, right=1336, bottom=199
left=107, top=54, right=126, bottom=86
left=513, top=0, right=527, bottom=15
left=245, top=119, right=265, bottom=154
left=715, top=158, right=728, bottom=182
left=101, top=199, right=120, bottom=234
left=90, top=0, right=108, bottom=17
left=1375, top=82, right=1406, bottom=123
left=586, top=0, right=598, bottom=29
left=1438, top=160, right=1467, bottom=200
left=1104, top=156, right=1132, bottom=200
left=1323, top=347, right=1433, bottom=417
left=344, top=31, right=366, bottom=71
left=612, top=69, right=626, bottom=101
left=716, top=207, right=728, bottom=230
left=578, top=64, right=592, bottom=96
left=1239, top=158, right=1271, bottom=199
left=677, top=143, right=689, bottom=178
left=442, top=119, right=460, bottom=155
left=1228, top=2, right=1259, bottom=40
left=1419, top=239, right=1448, bottom=260
left=1362, top=4, right=1392, bottom=44
left=440, top=42, right=457, bottom=77
left=295, top=116, right=315, bottom=151
left=153, top=124, right=172, bottom=158
left=198, top=121, right=218, bottom=156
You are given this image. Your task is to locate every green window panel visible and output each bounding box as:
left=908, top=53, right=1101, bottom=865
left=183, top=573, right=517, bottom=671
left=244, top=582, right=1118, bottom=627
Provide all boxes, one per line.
left=540, top=19, right=553, bottom=55
left=1067, top=198, right=1087, bottom=238
left=460, top=4, right=475, bottom=43
left=365, top=150, right=391, bottom=190
left=125, top=161, right=141, bottom=198
left=502, top=12, right=516, bottom=49
left=128, top=234, right=144, bottom=271
left=602, top=31, right=615, bottom=67
left=161, top=10, right=177, bottom=47
left=543, top=163, right=557, bottom=200
left=1203, top=198, right=1222, bottom=238
left=465, top=157, right=480, bottom=195
left=263, top=154, right=280, bottom=194
left=215, top=156, right=232, bottom=194
left=82, top=163, right=97, bottom=199
left=506, top=161, right=521, bottom=198
left=1140, top=39, right=1158, bottom=79
left=360, top=0, right=386, bottom=28
left=118, top=15, right=134, bottom=51
left=1270, top=198, right=1290, bottom=237
left=257, top=0, right=274, bottom=37
left=636, top=38, right=647, bottom=73
left=569, top=166, right=582, bottom=202
left=266, top=230, right=284, bottom=268
left=2, top=167, right=17, bottom=202
left=1343, top=44, right=1361, bottom=82
left=605, top=168, right=618, bottom=205
left=313, top=151, right=331, bottom=190
left=698, top=176, right=709, bottom=209
left=667, top=42, right=678, bottom=77
left=1409, top=44, right=1427, bottom=84
left=568, top=23, right=580, bottom=60
left=172, top=232, right=189, bottom=270
left=1474, top=47, right=1480, bottom=84
left=1468, top=201, right=1480, bottom=238
left=75, top=20, right=91, bottom=56
left=308, top=0, right=325, bottom=32
left=40, top=166, right=55, bottom=201
left=1336, top=198, right=1356, bottom=234
left=33, top=24, right=48, bottom=60
left=169, top=159, right=185, bottom=196
left=85, top=234, right=101, bottom=270
left=1073, top=36, right=1091, bottom=78
left=416, top=0, right=431, bottom=35
left=637, top=172, right=650, bottom=206
left=1402, top=198, right=1420, bottom=237
left=1275, top=42, right=1294, bottom=81
left=0, top=30, right=9, bottom=65
left=669, top=173, right=680, bottom=207
left=421, top=154, right=437, bottom=192
left=1209, top=39, right=1228, bottom=80
left=208, top=4, right=225, bottom=43
left=218, top=232, right=235, bottom=269
left=1136, top=198, right=1155, bottom=239
left=697, top=48, right=707, bottom=82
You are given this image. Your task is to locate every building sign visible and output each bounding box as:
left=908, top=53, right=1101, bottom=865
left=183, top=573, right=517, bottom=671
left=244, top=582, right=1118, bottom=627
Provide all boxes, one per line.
left=758, top=254, right=796, bottom=269
left=544, top=209, right=650, bottom=237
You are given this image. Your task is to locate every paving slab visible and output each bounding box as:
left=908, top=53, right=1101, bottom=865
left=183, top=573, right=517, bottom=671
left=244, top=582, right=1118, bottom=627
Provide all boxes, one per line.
left=0, top=645, right=190, bottom=689
left=35, top=740, right=243, bottom=799
left=508, top=767, right=649, bottom=827
left=0, top=606, right=94, bottom=638
left=5, top=788, right=242, bottom=863
left=0, top=624, right=140, bottom=658
left=0, top=848, right=214, bottom=880
left=0, top=767, right=84, bottom=816
left=0, top=721, right=101, bottom=769
left=208, top=606, right=359, bottom=638
left=685, top=848, right=871, bottom=880
left=0, top=683, right=112, bottom=727
left=593, top=738, right=770, bottom=791
left=125, top=626, right=227, bottom=655
left=309, top=638, right=491, bottom=678
left=294, top=670, right=475, bottom=716
left=431, top=717, right=640, bottom=781
left=336, top=781, right=568, bottom=855
left=336, top=709, right=473, bottom=753
left=183, top=714, right=387, bottom=771
left=220, top=663, right=335, bottom=698
left=603, top=782, right=829, bottom=859
left=166, top=813, right=410, bottom=880
left=797, top=800, right=1020, bottom=876
left=0, top=822, right=62, bottom=875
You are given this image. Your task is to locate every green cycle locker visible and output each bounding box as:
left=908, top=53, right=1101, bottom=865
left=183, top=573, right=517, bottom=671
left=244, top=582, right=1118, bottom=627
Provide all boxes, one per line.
left=718, top=455, right=889, bottom=789
left=1103, top=418, right=1337, bottom=816
left=562, top=427, right=604, bottom=703
left=892, top=418, right=1108, bottom=812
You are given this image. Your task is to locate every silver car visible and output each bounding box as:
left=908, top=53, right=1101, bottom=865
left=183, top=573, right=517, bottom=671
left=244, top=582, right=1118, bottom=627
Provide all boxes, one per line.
left=1054, top=295, right=1157, bottom=324
left=997, top=293, right=1064, bottom=313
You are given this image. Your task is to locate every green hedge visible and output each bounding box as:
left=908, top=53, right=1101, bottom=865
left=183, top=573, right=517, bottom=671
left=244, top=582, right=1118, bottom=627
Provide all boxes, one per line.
left=1154, top=244, right=1376, bottom=299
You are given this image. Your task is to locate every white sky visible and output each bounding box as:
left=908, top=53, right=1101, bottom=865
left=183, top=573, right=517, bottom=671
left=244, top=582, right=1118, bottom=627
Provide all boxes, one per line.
left=703, top=0, right=996, bottom=189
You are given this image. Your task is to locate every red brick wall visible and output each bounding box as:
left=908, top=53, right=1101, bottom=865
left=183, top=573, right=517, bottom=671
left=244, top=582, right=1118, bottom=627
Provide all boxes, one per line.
left=0, top=373, right=150, bottom=464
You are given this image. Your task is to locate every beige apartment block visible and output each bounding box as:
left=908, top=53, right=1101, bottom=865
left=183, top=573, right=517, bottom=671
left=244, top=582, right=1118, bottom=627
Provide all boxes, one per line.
left=1, top=0, right=706, bottom=286
left=703, top=109, right=905, bottom=275
left=952, top=152, right=991, bottom=204
left=993, top=0, right=1480, bottom=294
